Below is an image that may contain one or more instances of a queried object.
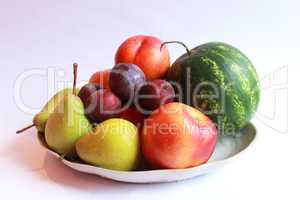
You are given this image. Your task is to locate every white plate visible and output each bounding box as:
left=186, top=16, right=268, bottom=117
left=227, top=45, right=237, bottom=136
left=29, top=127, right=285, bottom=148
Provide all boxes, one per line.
left=37, top=123, right=256, bottom=183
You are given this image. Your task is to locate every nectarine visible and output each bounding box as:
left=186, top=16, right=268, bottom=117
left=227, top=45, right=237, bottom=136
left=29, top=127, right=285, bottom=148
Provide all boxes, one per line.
left=115, top=35, right=170, bottom=80
left=142, top=102, right=217, bottom=169
left=89, top=70, right=110, bottom=89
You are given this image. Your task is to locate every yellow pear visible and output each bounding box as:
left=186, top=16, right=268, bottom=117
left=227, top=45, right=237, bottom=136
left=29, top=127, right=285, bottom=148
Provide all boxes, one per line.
left=76, top=118, right=140, bottom=171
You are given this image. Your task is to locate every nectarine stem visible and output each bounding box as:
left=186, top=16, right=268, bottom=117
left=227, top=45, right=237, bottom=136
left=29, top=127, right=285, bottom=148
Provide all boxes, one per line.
left=16, top=124, right=35, bottom=134
left=160, top=41, right=191, bottom=56
left=73, top=63, right=78, bottom=95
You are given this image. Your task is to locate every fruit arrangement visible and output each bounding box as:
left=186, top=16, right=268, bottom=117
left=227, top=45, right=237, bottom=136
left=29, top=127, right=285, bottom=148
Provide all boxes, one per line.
left=16, top=35, right=260, bottom=173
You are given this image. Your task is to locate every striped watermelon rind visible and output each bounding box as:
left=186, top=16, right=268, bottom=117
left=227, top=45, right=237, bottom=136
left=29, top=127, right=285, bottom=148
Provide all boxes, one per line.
left=167, top=42, right=260, bottom=135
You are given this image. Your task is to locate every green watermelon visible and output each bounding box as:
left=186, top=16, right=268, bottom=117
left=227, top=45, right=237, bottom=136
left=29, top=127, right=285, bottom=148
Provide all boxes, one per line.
left=167, top=42, right=260, bottom=135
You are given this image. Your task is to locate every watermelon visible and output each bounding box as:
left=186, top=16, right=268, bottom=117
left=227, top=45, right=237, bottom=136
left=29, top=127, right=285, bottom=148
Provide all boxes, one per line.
left=167, top=42, right=260, bottom=135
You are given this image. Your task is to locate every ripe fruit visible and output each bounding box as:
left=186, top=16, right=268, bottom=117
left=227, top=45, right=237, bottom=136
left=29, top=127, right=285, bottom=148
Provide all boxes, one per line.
left=115, top=35, right=170, bottom=80
left=45, top=64, right=92, bottom=155
left=33, top=88, right=75, bottom=133
left=109, top=63, right=145, bottom=101
left=142, top=102, right=217, bottom=169
left=76, top=118, right=140, bottom=171
left=119, top=106, right=145, bottom=128
left=45, top=95, right=92, bottom=155
left=89, top=69, right=110, bottom=89
left=135, top=79, right=175, bottom=114
left=167, top=42, right=260, bottom=134
left=78, top=83, right=102, bottom=108
left=85, top=89, right=122, bottom=123
left=16, top=88, right=79, bottom=134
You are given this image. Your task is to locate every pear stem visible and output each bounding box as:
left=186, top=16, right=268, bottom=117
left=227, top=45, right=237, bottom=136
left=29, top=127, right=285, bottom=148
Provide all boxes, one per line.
left=16, top=124, right=35, bottom=134
left=160, top=41, right=191, bottom=56
left=73, top=63, right=78, bottom=95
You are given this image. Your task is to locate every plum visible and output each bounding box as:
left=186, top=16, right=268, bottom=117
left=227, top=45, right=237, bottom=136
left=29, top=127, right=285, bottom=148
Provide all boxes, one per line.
left=119, top=106, right=145, bottom=128
left=85, top=89, right=122, bottom=123
left=78, top=83, right=102, bottom=108
left=135, top=79, right=175, bottom=114
left=109, top=63, right=146, bottom=102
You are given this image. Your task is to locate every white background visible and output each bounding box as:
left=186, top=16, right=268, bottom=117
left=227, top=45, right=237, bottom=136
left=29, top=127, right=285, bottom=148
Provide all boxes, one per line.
left=0, top=0, right=299, bottom=199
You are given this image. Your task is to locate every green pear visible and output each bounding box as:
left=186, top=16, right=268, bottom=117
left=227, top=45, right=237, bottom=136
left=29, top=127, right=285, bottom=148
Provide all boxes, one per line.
left=33, top=88, right=79, bottom=132
left=45, top=63, right=92, bottom=155
left=76, top=118, right=140, bottom=171
left=16, top=88, right=79, bottom=134
left=45, top=93, right=92, bottom=155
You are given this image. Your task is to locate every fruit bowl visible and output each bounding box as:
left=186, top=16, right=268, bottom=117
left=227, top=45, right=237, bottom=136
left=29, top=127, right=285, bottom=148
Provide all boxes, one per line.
left=37, top=123, right=256, bottom=183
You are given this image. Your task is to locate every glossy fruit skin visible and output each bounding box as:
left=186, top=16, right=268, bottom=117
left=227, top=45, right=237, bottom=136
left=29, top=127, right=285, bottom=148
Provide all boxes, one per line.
left=76, top=118, right=140, bottom=171
left=142, top=102, right=217, bottom=169
left=89, top=70, right=110, bottom=89
left=115, top=35, right=170, bottom=80
left=135, top=79, right=175, bottom=114
left=109, top=63, right=145, bottom=101
left=119, top=106, right=145, bottom=128
left=167, top=42, right=260, bottom=134
left=78, top=83, right=102, bottom=108
left=85, top=89, right=122, bottom=123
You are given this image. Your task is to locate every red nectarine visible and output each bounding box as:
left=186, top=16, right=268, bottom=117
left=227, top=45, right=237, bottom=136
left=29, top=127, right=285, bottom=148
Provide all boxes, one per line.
left=142, top=102, right=217, bottom=169
left=89, top=70, right=110, bottom=89
left=115, top=35, right=170, bottom=80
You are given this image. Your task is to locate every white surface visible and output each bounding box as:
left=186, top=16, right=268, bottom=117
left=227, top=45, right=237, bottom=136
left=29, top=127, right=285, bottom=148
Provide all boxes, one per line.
left=37, top=123, right=256, bottom=183
left=0, top=0, right=299, bottom=199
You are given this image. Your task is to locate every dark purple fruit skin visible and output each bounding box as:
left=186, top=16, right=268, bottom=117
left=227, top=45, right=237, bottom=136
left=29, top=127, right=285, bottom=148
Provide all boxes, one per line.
left=78, top=83, right=102, bottom=108
left=135, top=79, right=175, bottom=114
left=109, top=63, right=146, bottom=101
left=85, top=89, right=122, bottom=123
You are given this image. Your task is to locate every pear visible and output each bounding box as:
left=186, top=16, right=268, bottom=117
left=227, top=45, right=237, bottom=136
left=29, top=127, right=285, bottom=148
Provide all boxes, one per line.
left=76, top=118, right=140, bottom=171
left=16, top=88, right=80, bottom=134
left=45, top=95, right=92, bottom=154
left=45, top=63, right=92, bottom=155
left=33, top=88, right=77, bottom=132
